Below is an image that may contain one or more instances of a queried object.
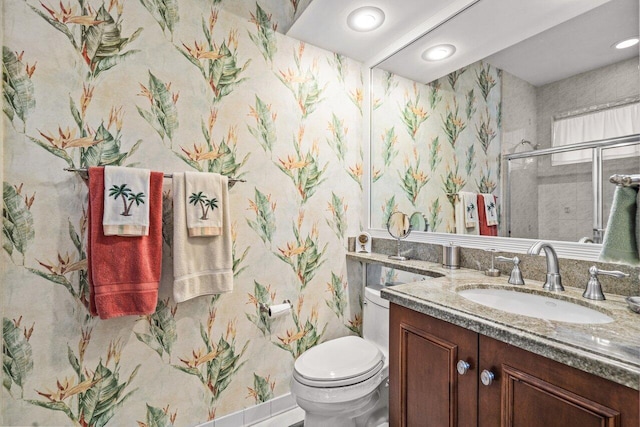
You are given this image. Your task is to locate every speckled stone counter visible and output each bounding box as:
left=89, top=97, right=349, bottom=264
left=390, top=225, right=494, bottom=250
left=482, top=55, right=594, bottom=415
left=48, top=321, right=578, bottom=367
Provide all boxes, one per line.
left=347, top=252, right=640, bottom=390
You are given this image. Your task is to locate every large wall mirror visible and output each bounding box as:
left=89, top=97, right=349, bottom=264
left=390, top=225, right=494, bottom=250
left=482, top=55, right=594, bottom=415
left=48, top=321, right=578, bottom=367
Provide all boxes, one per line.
left=366, top=0, right=639, bottom=261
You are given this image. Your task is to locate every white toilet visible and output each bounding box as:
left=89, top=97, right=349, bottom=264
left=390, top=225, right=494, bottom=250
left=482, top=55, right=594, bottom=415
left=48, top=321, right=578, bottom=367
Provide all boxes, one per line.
left=291, top=285, right=390, bottom=427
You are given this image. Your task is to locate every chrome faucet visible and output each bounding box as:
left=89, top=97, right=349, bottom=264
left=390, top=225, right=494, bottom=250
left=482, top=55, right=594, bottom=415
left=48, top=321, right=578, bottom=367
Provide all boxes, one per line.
left=527, top=241, right=564, bottom=291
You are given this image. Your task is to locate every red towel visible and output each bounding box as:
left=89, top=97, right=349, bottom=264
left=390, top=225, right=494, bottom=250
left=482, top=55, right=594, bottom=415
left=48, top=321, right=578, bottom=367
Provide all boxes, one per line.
left=87, top=167, right=163, bottom=319
left=478, top=194, right=498, bottom=236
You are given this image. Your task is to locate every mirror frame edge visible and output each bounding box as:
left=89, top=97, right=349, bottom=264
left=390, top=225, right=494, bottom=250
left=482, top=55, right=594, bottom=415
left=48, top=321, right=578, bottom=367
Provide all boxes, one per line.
left=362, top=5, right=610, bottom=263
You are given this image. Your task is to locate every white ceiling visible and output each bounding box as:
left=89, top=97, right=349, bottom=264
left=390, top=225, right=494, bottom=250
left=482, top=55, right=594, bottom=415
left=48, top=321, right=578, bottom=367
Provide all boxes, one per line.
left=486, top=0, right=639, bottom=87
left=288, top=0, right=639, bottom=86
left=287, top=0, right=464, bottom=63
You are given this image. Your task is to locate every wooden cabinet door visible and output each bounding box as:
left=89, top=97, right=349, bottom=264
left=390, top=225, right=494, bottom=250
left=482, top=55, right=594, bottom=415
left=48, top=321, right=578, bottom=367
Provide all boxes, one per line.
left=389, top=304, right=478, bottom=427
left=479, top=335, right=640, bottom=427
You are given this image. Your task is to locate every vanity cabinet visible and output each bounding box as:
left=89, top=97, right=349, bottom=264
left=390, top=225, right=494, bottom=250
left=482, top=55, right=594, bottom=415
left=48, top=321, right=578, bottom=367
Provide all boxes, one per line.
left=389, top=303, right=639, bottom=427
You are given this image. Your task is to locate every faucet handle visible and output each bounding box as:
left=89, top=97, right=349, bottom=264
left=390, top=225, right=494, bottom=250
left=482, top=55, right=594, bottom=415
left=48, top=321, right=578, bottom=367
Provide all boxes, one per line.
left=583, top=266, right=630, bottom=300
left=496, top=256, right=525, bottom=286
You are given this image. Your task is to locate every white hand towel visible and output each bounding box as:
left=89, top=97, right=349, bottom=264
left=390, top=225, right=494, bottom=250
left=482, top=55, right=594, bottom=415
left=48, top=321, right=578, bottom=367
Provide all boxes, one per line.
left=185, top=171, right=224, bottom=237
left=172, top=173, right=233, bottom=303
left=462, top=192, right=479, bottom=228
left=103, top=166, right=150, bottom=236
left=482, top=193, right=498, bottom=226
left=455, top=192, right=479, bottom=235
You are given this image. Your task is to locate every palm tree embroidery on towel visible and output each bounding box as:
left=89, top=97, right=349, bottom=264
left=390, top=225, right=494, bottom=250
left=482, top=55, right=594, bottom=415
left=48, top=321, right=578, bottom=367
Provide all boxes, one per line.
left=189, top=191, right=218, bottom=220
left=486, top=200, right=496, bottom=216
left=109, top=184, right=146, bottom=216
left=466, top=203, right=475, bottom=219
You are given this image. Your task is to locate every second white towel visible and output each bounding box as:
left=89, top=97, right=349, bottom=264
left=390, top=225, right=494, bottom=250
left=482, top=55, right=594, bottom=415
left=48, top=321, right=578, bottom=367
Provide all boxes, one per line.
left=172, top=172, right=233, bottom=303
left=185, top=171, right=224, bottom=237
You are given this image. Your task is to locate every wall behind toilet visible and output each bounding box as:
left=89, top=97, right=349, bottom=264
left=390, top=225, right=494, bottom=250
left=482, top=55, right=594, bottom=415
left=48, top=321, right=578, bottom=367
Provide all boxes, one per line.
left=1, top=1, right=363, bottom=425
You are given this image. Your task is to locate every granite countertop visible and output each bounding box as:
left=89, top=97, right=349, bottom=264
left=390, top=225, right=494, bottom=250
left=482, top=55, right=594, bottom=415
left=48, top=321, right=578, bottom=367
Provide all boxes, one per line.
left=347, top=252, right=640, bottom=390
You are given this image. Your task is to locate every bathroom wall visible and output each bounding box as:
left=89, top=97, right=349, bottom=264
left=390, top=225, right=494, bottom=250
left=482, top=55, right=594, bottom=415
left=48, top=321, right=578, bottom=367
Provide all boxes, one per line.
left=370, top=62, right=502, bottom=233
left=1, top=1, right=363, bottom=425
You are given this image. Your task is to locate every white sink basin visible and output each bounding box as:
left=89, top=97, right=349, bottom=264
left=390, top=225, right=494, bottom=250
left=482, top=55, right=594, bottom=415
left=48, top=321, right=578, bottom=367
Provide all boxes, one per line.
left=458, top=288, right=613, bottom=324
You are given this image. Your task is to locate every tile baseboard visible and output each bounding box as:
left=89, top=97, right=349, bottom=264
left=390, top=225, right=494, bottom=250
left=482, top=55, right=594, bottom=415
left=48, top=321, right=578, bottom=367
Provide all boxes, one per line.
left=196, top=393, right=298, bottom=427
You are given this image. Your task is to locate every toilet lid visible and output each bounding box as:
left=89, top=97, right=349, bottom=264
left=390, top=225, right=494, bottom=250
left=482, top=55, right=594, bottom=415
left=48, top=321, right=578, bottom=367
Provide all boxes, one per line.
left=293, top=336, right=383, bottom=387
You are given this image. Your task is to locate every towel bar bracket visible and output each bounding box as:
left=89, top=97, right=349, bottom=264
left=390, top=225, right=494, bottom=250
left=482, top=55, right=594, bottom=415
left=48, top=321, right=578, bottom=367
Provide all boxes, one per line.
left=609, top=174, right=640, bottom=187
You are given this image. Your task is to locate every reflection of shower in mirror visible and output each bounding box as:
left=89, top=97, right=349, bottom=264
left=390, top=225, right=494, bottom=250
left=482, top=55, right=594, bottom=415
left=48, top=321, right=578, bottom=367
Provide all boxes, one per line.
left=509, top=139, right=538, bottom=170
left=520, top=139, right=539, bottom=150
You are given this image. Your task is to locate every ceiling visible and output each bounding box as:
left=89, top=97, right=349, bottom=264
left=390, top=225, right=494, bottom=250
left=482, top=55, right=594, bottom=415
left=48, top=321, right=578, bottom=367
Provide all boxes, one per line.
left=288, top=0, right=639, bottom=86
left=287, top=0, right=467, bottom=63
left=485, top=0, right=639, bottom=87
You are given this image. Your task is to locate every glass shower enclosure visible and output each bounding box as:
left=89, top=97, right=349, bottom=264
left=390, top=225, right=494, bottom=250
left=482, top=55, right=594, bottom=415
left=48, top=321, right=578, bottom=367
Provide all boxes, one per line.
left=504, top=133, right=640, bottom=243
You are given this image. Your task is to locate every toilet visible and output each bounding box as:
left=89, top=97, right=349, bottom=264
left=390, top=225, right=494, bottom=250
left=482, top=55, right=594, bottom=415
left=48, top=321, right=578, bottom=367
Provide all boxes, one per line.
left=291, top=285, right=390, bottom=427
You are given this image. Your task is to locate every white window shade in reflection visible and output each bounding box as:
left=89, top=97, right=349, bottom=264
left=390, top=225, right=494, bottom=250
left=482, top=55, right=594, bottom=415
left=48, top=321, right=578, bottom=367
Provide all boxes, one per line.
left=552, top=102, right=640, bottom=165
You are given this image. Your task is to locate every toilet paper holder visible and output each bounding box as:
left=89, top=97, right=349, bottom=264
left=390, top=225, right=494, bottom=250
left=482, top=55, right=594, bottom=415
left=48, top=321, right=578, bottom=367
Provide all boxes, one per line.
left=259, top=300, right=293, bottom=318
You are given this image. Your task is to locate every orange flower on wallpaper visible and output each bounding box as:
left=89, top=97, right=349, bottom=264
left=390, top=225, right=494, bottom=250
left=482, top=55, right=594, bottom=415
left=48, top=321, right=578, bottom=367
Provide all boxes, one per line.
left=179, top=348, right=220, bottom=369
left=39, top=2, right=103, bottom=25
left=38, top=127, right=98, bottom=150
left=36, top=376, right=98, bottom=403
left=181, top=41, right=224, bottom=61
left=277, top=329, right=306, bottom=346
left=278, top=154, right=309, bottom=170
left=278, top=242, right=307, bottom=258
left=180, top=144, right=221, bottom=163
left=37, top=252, right=87, bottom=276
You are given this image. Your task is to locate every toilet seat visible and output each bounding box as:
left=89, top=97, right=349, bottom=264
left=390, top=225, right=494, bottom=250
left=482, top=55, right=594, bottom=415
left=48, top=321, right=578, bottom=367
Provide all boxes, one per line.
left=293, top=336, right=384, bottom=388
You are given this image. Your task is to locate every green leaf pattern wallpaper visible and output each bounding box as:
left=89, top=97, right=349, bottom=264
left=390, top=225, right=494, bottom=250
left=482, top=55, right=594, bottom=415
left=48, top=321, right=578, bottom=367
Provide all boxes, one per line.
left=371, top=62, right=502, bottom=232
left=1, top=0, right=362, bottom=425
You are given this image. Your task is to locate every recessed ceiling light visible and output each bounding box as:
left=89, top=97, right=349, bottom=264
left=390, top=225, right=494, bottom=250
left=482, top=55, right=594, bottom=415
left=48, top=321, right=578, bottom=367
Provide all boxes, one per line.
left=421, top=44, right=457, bottom=61
left=347, top=6, right=385, bottom=32
left=613, top=37, right=639, bottom=49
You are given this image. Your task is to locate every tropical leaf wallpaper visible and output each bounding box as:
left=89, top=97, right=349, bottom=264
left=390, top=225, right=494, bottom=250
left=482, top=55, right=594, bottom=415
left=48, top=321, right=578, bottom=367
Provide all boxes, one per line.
left=1, top=0, right=362, bottom=425
left=371, top=62, right=502, bottom=232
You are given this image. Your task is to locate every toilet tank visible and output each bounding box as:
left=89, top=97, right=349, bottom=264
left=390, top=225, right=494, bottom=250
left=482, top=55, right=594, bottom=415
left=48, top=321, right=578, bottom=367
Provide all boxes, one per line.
left=362, top=285, right=389, bottom=355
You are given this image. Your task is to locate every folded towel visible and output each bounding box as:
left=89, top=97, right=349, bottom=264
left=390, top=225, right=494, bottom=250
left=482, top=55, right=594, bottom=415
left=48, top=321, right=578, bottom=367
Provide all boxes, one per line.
left=185, top=171, right=224, bottom=237
left=462, top=192, right=479, bottom=228
left=88, top=167, right=163, bottom=319
left=481, top=193, right=499, bottom=226
left=599, top=186, right=639, bottom=265
left=455, top=193, right=479, bottom=235
left=103, top=166, right=151, bottom=236
left=478, top=194, right=498, bottom=236
left=172, top=172, right=233, bottom=303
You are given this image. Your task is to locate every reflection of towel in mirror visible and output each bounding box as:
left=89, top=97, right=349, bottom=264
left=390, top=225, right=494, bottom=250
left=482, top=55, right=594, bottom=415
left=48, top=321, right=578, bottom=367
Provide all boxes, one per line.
left=462, top=192, right=479, bottom=227
left=478, top=194, right=498, bottom=236
left=481, top=194, right=498, bottom=226
left=455, top=192, right=479, bottom=235
left=599, top=186, right=639, bottom=265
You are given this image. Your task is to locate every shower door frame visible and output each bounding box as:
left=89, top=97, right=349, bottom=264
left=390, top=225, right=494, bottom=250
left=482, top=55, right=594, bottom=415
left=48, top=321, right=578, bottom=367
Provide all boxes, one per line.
left=504, top=133, right=640, bottom=243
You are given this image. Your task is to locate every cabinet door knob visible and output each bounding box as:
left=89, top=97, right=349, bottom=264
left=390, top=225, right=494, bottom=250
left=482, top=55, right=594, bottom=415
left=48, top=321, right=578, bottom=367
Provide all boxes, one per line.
left=456, top=360, right=470, bottom=375
left=480, top=369, right=495, bottom=386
